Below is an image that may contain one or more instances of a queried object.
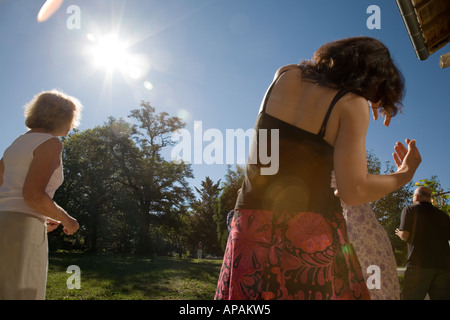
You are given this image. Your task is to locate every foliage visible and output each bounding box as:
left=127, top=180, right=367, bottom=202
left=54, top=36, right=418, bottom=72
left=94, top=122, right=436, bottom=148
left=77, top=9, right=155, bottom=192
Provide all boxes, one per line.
left=215, top=165, right=245, bottom=251
left=414, top=176, right=450, bottom=215
left=187, top=177, right=222, bottom=256
left=366, top=152, right=449, bottom=265
left=51, top=102, right=193, bottom=255
left=366, top=150, right=413, bottom=265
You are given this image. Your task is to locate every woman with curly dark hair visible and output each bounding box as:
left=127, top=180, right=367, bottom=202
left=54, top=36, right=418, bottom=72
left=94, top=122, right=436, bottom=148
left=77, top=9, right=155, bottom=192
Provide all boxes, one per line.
left=215, top=37, right=421, bottom=300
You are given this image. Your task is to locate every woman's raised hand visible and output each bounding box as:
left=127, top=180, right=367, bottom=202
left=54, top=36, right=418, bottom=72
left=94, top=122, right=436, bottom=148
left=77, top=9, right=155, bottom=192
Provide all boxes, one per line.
left=392, top=139, right=422, bottom=177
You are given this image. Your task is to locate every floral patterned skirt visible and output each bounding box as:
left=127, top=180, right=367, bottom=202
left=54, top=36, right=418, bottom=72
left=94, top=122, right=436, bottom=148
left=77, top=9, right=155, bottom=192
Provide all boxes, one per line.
left=214, top=209, right=370, bottom=300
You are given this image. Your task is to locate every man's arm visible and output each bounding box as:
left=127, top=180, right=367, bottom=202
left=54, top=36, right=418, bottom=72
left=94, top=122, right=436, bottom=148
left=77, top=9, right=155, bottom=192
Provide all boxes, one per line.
left=397, top=206, right=412, bottom=241
left=395, top=228, right=410, bottom=241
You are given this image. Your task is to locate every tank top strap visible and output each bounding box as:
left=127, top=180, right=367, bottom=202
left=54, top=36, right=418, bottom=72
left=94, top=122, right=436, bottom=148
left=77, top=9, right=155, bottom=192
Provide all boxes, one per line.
left=317, top=90, right=348, bottom=139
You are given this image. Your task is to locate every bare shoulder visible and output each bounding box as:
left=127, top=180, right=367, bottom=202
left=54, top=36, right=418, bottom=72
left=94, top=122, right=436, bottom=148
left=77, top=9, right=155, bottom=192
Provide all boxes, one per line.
left=34, top=137, right=63, bottom=157
left=274, top=64, right=300, bottom=79
left=331, top=93, right=371, bottom=147
left=338, top=93, right=370, bottom=122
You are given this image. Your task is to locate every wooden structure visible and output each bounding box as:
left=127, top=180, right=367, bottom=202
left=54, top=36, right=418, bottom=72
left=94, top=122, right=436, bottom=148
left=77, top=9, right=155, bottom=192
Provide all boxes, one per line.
left=396, top=0, right=450, bottom=68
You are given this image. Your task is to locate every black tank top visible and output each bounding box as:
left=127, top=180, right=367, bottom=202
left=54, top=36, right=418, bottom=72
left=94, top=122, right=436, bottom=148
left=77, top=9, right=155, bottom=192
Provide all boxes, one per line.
left=235, top=70, right=347, bottom=219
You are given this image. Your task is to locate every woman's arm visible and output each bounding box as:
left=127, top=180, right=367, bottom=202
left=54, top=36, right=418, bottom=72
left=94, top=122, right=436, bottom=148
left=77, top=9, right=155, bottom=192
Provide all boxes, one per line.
left=334, top=96, right=421, bottom=206
left=22, top=138, right=78, bottom=235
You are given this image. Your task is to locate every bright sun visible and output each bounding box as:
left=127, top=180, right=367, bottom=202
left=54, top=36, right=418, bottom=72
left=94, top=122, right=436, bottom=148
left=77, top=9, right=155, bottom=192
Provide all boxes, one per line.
left=86, top=33, right=146, bottom=80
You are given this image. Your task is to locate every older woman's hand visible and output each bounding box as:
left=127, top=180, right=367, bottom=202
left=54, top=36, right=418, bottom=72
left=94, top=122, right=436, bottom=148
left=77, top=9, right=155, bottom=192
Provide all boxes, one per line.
left=46, top=217, right=61, bottom=233
left=62, top=215, right=79, bottom=236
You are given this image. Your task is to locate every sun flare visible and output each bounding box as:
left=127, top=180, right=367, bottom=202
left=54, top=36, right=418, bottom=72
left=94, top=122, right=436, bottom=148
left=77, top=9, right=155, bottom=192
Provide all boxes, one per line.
left=86, top=33, right=147, bottom=80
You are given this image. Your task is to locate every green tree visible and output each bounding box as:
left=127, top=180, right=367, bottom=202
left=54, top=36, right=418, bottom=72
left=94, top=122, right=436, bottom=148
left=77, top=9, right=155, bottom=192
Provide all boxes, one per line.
left=215, top=165, right=245, bottom=251
left=122, top=102, right=194, bottom=254
left=414, top=176, right=450, bottom=215
left=52, top=125, right=140, bottom=252
left=189, top=177, right=222, bottom=256
left=52, top=102, right=194, bottom=255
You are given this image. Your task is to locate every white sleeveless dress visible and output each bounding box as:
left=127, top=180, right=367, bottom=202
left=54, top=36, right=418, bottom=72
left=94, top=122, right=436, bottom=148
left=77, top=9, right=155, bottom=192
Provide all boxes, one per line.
left=331, top=172, right=400, bottom=300
left=0, top=132, right=63, bottom=300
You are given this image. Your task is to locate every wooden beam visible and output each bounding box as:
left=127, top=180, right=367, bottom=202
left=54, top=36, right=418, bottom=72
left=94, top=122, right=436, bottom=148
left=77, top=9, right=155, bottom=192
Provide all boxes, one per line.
left=440, top=52, right=450, bottom=68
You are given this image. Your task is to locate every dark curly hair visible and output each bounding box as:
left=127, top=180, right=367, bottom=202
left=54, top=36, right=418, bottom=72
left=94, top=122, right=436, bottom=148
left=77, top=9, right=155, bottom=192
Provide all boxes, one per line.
left=299, top=37, right=405, bottom=118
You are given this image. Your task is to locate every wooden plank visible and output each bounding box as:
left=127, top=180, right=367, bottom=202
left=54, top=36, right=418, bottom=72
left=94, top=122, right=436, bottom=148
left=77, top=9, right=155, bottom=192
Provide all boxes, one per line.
left=440, top=52, right=450, bottom=68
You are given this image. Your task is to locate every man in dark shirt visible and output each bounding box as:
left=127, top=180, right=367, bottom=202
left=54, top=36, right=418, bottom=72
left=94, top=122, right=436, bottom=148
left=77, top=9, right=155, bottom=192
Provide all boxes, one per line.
left=396, top=186, right=450, bottom=299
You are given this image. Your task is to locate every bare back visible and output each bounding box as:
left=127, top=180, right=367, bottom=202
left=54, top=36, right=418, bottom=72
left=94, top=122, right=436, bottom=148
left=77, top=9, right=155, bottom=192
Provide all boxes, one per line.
left=263, top=65, right=349, bottom=147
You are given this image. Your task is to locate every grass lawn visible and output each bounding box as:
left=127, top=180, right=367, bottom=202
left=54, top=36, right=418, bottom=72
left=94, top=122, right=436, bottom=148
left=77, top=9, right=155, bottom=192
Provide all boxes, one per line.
left=46, top=252, right=223, bottom=300
left=46, top=252, right=406, bottom=300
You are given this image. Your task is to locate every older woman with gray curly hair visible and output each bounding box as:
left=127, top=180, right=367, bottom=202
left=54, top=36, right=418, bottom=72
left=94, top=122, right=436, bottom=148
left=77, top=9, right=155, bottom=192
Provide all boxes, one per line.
left=0, top=89, right=82, bottom=300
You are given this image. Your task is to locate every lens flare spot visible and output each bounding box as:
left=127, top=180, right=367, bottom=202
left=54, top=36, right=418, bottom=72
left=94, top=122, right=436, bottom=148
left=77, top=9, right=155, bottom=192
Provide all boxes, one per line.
left=178, top=109, right=191, bottom=121
left=143, top=81, right=154, bottom=90
left=37, top=0, right=65, bottom=22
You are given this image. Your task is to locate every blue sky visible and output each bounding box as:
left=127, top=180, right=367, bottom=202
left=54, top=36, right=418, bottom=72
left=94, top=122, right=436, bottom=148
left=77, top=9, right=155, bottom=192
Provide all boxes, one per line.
left=0, top=0, right=449, bottom=195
